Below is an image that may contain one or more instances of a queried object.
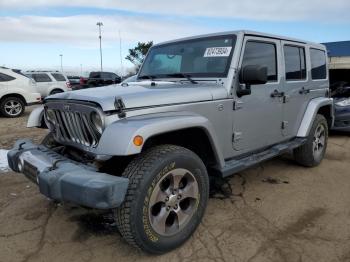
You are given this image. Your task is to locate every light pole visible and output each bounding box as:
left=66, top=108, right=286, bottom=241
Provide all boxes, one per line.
left=96, top=22, right=103, bottom=72
left=80, top=64, right=83, bottom=77
left=119, top=30, right=123, bottom=77
left=59, top=54, right=63, bottom=72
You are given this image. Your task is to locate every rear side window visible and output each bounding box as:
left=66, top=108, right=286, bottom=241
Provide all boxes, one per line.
left=284, top=45, right=306, bottom=81
left=51, top=73, right=66, bottom=81
left=0, top=73, right=15, bottom=82
left=101, top=72, right=113, bottom=79
left=89, top=72, right=101, bottom=78
left=32, top=73, right=52, bottom=82
left=242, top=41, right=277, bottom=81
left=310, top=49, right=327, bottom=80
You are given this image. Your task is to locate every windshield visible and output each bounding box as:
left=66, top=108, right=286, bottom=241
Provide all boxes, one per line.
left=139, top=35, right=236, bottom=79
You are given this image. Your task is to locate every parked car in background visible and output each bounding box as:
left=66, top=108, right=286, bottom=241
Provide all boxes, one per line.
left=0, top=67, right=41, bottom=117
left=80, top=71, right=121, bottom=88
left=25, top=71, right=71, bottom=97
left=67, top=75, right=81, bottom=89
left=330, top=80, right=350, bottom=131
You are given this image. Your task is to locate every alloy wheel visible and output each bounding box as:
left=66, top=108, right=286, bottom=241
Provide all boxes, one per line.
left=4, top=100, right=22, bottom=116
left=313, top=123, right=326, bottom=160
left=148, top=168, right=199, bottom=236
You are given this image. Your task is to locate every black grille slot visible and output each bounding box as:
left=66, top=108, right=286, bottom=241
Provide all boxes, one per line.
left=49, top=107, right=101, bottom=148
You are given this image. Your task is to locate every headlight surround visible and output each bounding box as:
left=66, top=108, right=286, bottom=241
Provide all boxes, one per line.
left=91, top=111, right=104, bottom=133
left=46, top=109, right=56, bottom=124
left=335, top=98, right=350, bottom=107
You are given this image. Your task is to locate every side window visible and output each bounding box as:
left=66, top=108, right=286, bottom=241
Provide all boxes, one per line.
left=32, top=73, right=52, bottom=82
left=101, top=72, right=109, bottom=79
left=51, top=73, right=66, bottom=81
left=0, top=73, right=16, bottom=82
left=310, top=48, right=327, bottom=80
left=103, top=73, right=116, bottom=79
left=90, top=72, right=101, bottom=78
left=284, top=45, right=306, bottom=81
left=241, top=41, right=277, bottom=82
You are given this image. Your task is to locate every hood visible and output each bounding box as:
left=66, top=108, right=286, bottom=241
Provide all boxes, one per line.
left=45, top=81, right=228, bottom=111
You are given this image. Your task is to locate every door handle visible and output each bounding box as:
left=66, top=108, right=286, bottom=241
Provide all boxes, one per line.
left=271, top=89, right=285, bottom=98
left=299, top=87, right=310, bottom=95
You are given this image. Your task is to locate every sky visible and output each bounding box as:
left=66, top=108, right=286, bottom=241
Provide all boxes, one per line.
left=0, top=0, right=349, bottom=75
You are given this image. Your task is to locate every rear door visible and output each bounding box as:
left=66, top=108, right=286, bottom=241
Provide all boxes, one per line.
left=31, top=73, right=53, bottom=96
left=51, top=73, right=68, bottom=89
left=280, top=42, right=310, bottom=137
left=0, top=72, right=14, bottom=94
left=232, top=36, right=284, bottom=153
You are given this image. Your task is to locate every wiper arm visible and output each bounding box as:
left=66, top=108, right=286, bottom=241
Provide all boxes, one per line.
left=138, top=75, right=156, bottom=80
left=166, top=73, right=198, bottom=84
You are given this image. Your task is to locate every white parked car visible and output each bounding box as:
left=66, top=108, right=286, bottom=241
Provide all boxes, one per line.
left=25, top=71, right=71, bottom=97
left=0, top=67, right=41, bottom=118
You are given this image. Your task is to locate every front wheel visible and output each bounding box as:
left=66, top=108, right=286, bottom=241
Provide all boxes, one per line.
left=0, top=97, right=25, bottom=118
left=115, top=145, right=209, bottom=254
left=294, top=114, right=328, bottom=167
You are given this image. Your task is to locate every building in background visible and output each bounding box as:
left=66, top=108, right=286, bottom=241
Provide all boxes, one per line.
left=323, top=41, right=350, bottom=85
left=323, top=41, right=350, bottom=69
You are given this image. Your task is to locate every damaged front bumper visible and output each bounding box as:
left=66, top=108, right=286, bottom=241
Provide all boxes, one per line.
left=7, top=140, right=129, bottom=209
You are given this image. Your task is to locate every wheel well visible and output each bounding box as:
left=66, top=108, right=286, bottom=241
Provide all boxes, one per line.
left=142, top=128, right=217, bottom=168
left=50, top=89, right=64, bottom=94
left=0, top=94, right=27, bottom=105
left=317, top=105, right=333, bottom=128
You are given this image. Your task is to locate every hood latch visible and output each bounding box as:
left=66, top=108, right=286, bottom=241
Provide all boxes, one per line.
left=114, top=97, right=126, bottom=118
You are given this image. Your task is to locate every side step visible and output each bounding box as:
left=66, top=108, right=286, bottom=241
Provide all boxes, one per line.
left=219, top=138, right=307, bottom=178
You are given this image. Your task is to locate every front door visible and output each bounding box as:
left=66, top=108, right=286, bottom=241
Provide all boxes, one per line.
left=232, top=36, right=284, bottom=154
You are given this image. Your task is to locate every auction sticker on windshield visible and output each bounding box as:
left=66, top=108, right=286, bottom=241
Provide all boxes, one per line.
left=204, top=47, right=232, bottom=57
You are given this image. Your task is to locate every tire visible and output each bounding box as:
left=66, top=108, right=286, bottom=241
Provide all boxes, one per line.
left=0, top=96, right=25, bottom=118
left=50, top=89, right=63, bottom=95
left=294, top=114, right=328, bottom=167
left=115, top=145, right=209, bottom=254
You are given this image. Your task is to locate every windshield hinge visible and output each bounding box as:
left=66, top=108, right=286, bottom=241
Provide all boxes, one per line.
left=233, top=100, right=243, bottom=111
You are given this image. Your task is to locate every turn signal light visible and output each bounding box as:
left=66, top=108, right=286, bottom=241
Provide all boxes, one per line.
left=133, top=135, right=144, bottom=146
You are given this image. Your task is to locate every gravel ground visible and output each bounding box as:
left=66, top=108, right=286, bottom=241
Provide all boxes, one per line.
left=0, top=106, right=350, bottom=262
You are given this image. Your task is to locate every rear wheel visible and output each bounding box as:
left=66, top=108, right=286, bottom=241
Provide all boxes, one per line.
left=115, top=145, right=209, bottom=254
left=0, top=97, right=25, bottom=118
left=50, top=89, right=63, bottom=95
left=294, top=114, right=328, bottom=167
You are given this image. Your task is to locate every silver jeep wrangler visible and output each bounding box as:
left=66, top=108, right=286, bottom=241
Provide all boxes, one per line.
left=8, top=30, right=333, bottom=254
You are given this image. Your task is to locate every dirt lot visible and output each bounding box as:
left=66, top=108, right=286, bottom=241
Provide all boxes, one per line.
left=1, top=106, right=350, bottom=262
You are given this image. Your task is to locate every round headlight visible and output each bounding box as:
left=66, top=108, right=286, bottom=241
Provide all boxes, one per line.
left=91, top=111, right=103, bottom=133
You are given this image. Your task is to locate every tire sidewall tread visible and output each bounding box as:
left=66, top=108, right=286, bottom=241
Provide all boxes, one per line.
left=294, top=114, right=328, bottom=167
left=115, top=145, right=209, bottom=254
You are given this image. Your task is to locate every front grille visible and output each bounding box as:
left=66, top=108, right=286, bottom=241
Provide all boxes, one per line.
left=45, top=102, right=101, bottom=148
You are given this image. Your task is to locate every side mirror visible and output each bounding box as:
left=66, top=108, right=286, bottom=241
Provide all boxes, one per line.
left=237, top=65, right=268, bottom=97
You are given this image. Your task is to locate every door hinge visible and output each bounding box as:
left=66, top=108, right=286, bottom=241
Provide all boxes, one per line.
left=283, top=95, right=290, bottom=103
left=233, top=101, right=243, bottom=111
left=232, top=132, right=242, bottom=143
left=281, top=121, right=289, bottom=130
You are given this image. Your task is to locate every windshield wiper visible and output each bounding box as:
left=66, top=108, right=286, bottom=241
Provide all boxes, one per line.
left=138, top=75, right=156, bottom=80
left=166, top=73, right=198, bottom=84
